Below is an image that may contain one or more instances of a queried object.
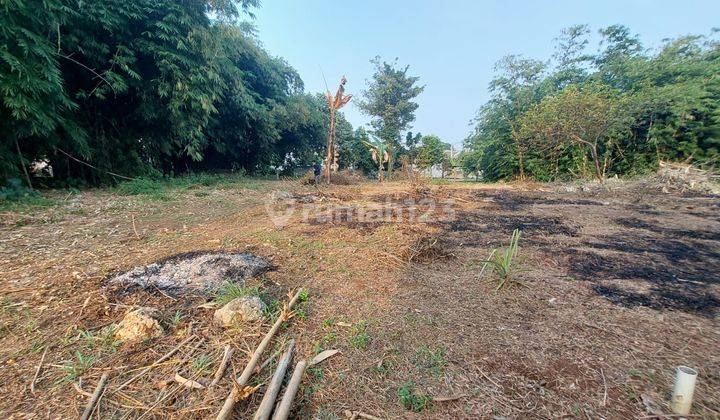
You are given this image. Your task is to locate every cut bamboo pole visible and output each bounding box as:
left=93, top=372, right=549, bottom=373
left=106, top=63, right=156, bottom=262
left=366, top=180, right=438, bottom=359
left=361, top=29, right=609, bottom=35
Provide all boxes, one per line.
left=253, top=340, right=295, bottom=420
left=80, top=372, right=109, bottom=420
left=215, top=290, right=303, bottom=420
left=271, top=360, right=307, bottom=420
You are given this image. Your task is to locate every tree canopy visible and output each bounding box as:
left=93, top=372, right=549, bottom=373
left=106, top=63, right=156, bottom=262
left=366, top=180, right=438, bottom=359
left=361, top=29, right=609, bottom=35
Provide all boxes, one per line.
left=357, top=57, right=424, bottom=176
left=466, top=25, right=720, bottom=181
left=0, top=0, right=334, bottom=186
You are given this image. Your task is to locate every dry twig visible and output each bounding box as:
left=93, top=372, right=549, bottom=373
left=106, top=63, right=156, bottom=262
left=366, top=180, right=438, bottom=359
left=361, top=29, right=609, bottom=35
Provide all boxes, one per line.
left=210, top=345, right=234, bottom=387
left=30, top=346, right=48, bottom=395
left=80, top=372, right=109, bottom=420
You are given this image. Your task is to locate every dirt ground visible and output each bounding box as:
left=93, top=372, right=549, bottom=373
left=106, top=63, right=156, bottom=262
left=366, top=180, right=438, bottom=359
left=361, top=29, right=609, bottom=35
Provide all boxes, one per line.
left=1, top=178, right=718, bottom=419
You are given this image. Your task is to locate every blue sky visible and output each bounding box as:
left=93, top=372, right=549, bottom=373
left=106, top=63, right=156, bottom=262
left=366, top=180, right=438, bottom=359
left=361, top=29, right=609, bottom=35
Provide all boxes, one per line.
left=254, top=1, right=719, bottom=147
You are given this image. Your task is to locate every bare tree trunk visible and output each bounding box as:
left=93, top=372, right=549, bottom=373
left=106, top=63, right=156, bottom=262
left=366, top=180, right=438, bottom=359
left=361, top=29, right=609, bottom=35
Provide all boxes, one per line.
left=325, top=109, right=335, bottom=184
left=14, top=138, right=33, bottom=189
left=590, top=145, right=603, bottom=182
left=386, top=142, right=394, bottom=179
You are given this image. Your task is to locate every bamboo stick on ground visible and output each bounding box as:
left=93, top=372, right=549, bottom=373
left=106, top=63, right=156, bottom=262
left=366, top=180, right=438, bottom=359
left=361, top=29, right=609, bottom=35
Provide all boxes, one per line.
left=80, top=372, right=109, bottom=420
left=253, top=339, right=295, bottom=420
left=210, top=345, right=234, bottom=387
left=215, top=290, right=303, bottom=420
left=271, top=360, right=307, bottom=420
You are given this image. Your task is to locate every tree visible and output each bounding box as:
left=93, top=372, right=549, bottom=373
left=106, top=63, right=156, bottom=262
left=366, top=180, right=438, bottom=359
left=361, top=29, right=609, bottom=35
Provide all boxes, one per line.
left=0, top=0, right=338, bottom=187
left=488, top=55, right=546, bottom=179
left=468, top=25, right=720, bottom=182
left=323, top=76, right=352, bottom=182
left=405, top=131, right=423, bottom=163
left=339, top=127, right=375, bottom=173
left=519, top=84, right=630, bottom=180
left=358, top=57, right=424, bottom=178
left=362, top=136, right=389, bottom=181
left=416, top=135, right=445, bottom=170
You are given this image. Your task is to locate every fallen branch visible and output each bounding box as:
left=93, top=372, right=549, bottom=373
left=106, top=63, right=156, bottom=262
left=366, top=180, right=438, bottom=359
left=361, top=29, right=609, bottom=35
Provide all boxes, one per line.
left=113, top=334, right=195, bottom=393
left=30, top=346, right=48, bottom=394
left=215, top=290, right=303, bottom=420
left=210, top=345, right=235, bottom=387
left=253, top=340, right=295, bottom=420
left=80, top=372, right=109, bottom=420
left=271, top=359, right=307, bottom=420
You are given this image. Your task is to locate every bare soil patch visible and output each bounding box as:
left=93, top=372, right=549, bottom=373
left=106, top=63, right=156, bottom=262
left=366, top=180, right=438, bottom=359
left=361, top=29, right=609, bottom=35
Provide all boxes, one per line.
left=0, top=179, right=718, bottom=419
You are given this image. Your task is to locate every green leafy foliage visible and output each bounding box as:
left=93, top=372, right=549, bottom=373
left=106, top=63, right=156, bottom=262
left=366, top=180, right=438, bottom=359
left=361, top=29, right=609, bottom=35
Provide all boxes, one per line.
left=480, top=229, right=522, bottom=290
left=467, top=25, right=720, bottom=181
left=358, top=57, right=424, bottom=176
left=397, top=381, right=433, bottom=412
left=0, top=1, right=335, bottom=186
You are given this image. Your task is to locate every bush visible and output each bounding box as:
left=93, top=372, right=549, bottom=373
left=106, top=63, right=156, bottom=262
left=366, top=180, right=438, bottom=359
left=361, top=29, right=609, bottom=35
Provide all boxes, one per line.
left=0, top=179, right=38, bottom=201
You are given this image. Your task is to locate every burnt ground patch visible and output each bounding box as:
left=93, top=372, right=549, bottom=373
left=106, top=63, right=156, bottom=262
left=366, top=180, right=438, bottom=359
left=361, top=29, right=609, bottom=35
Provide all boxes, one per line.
left=471, top=190, right=605, bottom=211
left=444, top=211, right=580, bottom=246
left=566, top=230, right=720, bottom=316
left=616, top=217, right=720, bottom=241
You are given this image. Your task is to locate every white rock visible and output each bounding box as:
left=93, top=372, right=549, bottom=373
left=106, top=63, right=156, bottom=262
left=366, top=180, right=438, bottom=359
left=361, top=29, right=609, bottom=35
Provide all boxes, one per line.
left=114, top=307, right=164, bottom=343
left=213, top=296, right=266, bottom=327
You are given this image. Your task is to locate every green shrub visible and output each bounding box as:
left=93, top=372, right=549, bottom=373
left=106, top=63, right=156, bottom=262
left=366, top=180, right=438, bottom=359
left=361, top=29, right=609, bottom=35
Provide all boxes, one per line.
left=397, top=381, right=432, bottom=412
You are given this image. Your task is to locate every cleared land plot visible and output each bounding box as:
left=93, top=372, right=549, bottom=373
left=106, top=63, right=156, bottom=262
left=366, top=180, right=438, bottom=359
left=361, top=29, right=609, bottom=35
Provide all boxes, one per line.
left=0, top=179, right=718, bottom=418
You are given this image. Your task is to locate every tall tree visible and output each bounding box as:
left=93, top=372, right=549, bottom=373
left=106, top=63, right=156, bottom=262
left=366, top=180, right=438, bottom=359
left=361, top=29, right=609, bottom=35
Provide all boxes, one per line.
left=488, top=55, right=546, bottom=179
left=358, top=57, right=424, bottom=178
left=519, top=84, right=630, bottom=180
left=416, top=135, right=445, bottom=170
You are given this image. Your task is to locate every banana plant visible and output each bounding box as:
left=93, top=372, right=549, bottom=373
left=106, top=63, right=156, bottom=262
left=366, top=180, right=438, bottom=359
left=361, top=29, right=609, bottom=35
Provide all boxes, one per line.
left=362, top=138, right=390, bottom=181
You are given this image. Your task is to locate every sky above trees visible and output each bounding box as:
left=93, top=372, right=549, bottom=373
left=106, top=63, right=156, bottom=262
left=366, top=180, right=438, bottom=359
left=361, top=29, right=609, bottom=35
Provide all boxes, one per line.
left=255, top=0, right=720, bottom=146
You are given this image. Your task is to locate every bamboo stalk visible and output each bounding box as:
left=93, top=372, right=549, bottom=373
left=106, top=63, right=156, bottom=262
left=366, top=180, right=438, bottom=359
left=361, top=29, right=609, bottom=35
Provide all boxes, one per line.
left=253, top=340, right=295, bottom=420
left=271, top=360, right=307, bottom=420
left=80, top=372, right=109, bottom=420
left=215, top=290, right=303, bottom=420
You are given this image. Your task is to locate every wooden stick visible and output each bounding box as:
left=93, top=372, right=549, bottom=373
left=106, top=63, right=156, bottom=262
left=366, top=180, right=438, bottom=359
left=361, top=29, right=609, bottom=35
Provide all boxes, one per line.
left=80, top=372, right=109, bottom=420
left=254, top=340, right=295, bottom=420
left=271, top=360, right=307, bottom=420
left=30, top=346, right=48, bottom=395
left=215, top=290, right=303, bottom=420
left=113, top=334, right=195, bottom=393
left=210, top=345, right=235, bottom=387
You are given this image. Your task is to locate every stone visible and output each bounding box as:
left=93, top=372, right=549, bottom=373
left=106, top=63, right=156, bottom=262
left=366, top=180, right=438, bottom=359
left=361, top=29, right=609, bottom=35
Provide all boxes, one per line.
left=114, top=307, right=164, bottom=343
left=213, top=296, right=266, bottom=327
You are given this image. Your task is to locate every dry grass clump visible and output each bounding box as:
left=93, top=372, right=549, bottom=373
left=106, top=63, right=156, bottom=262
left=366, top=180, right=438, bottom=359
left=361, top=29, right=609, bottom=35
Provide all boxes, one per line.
left=655, top=161, right=720, bottom=194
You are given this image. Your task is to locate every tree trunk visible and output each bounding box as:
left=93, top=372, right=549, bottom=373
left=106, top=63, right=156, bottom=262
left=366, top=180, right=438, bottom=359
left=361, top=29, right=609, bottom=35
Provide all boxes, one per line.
left=386, top=142, right=394, bottom=179
left=14, top=138, right=33, bottom=189
left=325, top=109, right=336, bottom=184
left=590, top=145, right=603, bottom=182
left=517, top=147, right=525, bottom=180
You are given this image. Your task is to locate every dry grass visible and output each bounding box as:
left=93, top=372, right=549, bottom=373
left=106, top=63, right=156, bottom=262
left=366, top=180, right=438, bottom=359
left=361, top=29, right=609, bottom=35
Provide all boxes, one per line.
left=0, top=177, right=719, bottom=418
